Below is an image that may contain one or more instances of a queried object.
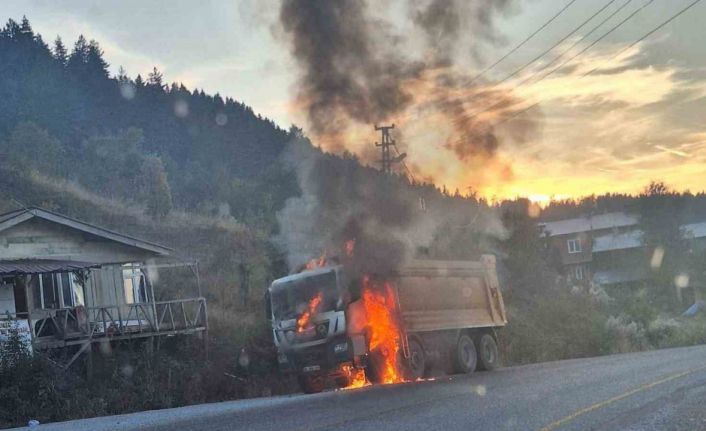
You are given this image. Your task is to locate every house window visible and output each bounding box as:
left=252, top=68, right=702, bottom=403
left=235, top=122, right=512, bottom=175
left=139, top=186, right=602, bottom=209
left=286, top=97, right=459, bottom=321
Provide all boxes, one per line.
left=567, top=238, right=582, bottom=254
left=123, top=265, right=147, bottom=304
left=574, top=265, right=584, bottom=280
left=30, top=273, right=85, bottom=309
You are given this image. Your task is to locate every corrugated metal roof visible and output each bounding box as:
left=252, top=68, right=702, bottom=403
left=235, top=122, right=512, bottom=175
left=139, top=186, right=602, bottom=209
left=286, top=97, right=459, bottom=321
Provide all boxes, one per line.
left=592, top=230, right=643, bottom=253
left=0, top=207, right=171, bottom=255
left=0, top=259, right=101, bottom=274
left=683, top=222, right=706, bottom=239
left=540, top=212, right=639, bottom=237
left=0, top=208, right=26, bottom=224
left=593, top=267, right=647, bottom=285
left=592, top=222, right=706, bottom=253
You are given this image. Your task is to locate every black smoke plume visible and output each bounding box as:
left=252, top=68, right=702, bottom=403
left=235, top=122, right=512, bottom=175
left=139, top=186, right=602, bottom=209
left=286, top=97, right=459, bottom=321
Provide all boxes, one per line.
left=279, top=0, right=532, bottom=167
left=276, top=138, right=418, bottom=275
left=280, top=0, right=422, bottom=143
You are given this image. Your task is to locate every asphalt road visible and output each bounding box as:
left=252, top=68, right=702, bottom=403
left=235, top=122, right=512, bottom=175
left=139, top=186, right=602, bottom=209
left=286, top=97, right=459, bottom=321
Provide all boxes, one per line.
left=14, top=345, right=706, bottom=431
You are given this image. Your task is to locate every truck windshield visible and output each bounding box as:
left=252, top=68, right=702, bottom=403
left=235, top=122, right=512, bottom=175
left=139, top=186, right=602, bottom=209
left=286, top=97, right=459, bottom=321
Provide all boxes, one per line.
left=270, top=271, right=338, bottom=321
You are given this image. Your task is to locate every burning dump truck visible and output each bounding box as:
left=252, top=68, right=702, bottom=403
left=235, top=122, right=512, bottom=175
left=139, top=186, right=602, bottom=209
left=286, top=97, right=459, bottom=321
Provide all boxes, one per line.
left=266, top=255, right=507, bottom=393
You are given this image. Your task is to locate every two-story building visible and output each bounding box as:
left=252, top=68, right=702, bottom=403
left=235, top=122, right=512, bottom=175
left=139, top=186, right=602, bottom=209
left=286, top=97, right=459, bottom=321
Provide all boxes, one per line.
left=540, top=212, right=706, bottom=301
left=539, top=212, right=639, bottom=284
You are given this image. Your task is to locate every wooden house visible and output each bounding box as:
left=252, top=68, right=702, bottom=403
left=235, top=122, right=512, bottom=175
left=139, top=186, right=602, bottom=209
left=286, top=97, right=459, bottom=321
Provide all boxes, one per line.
left=0, top=207, right=207, bottom=366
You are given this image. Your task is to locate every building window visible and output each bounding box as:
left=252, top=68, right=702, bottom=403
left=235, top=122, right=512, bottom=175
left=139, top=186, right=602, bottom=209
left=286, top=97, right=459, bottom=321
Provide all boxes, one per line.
left=574, top=265, right=584, bottom=280
left=567, top=238, right=582, bottom=253
left=30, top=273, right=85, bottom=310
left=123, top=265, right=147, bottom=304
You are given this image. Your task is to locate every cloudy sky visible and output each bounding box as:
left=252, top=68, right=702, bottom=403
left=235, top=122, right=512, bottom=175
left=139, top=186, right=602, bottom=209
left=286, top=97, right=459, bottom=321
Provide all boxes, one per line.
left=4, top=0, right=706, bottom=202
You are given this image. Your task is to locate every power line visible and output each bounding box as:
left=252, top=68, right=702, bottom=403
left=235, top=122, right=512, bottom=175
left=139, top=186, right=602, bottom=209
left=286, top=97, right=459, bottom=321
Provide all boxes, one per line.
left=583, top=0, right=703, bottom=76
left=522, top=0, right=635, bottom=86
left=537, top=0, right=654, bottom=84
left=485, top=0, right=620, bottom=91
left=417, top=0, right=624, bottom=126
left=430, top=0, right=619, bottom=120
left=497, top=0, right=704, bottom=126
left=393, top=144, right=416, bottom=183
left=455, top=0, right=654, bottom=128
left=466, top=0, right=580, bottom=86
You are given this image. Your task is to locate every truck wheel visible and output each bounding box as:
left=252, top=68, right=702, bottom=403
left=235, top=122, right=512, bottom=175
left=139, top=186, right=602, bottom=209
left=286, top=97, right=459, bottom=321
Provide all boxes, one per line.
left=298, top=374, right=325, bottom=394
left=366, top=351, right=384, bottom=384
left=476, top=333, right=499, bottom=371
left=453, top=335, right=477, bottom=374
left=406, top=338, right=426, bottom=380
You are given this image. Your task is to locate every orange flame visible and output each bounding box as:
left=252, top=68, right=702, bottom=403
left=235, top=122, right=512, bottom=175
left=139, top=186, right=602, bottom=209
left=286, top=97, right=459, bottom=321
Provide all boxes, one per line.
left=338, top=364, right=369, bottom=390
left=304, top=253, right=328, bottom=271
left=296, top=292, right=323, bottom=333
left=361, top=276, right=406, bottom=384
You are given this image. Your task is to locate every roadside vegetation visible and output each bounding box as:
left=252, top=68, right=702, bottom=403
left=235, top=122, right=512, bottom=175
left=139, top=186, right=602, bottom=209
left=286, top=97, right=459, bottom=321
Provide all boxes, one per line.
left=1, top=16, right=706, bottom=429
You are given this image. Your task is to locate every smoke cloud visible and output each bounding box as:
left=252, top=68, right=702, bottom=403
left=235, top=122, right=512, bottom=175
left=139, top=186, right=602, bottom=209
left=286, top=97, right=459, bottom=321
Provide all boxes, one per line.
left=279, top=0, right=422, bottom=146
left=275, top=136, right=507, bottom=275
left=276, top=138, right=415, bottom=274
left=276, top=0, right=532, bottom=274
left=279, top=0, right=537, bottom=191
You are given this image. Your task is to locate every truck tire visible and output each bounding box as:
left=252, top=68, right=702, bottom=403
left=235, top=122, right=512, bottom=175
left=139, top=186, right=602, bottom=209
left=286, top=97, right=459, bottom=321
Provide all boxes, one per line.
left=366, top=351, right=384, bottom=384
left=298, top=374, right=325, bottom=394
left=406, top=338, right=427, bottom=380
left=476, top=333, right=499, bottom=371
left=453, top=335, right=477, bottom=374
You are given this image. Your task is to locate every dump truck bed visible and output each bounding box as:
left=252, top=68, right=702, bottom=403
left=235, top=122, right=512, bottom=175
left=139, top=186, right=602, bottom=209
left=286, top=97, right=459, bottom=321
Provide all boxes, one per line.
left=393, top=256, right=506, bottom=333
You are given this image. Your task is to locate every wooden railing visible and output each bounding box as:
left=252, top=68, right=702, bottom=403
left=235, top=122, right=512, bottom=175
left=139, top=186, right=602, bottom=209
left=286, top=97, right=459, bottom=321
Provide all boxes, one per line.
left=23, top=298, right=207, bottom=345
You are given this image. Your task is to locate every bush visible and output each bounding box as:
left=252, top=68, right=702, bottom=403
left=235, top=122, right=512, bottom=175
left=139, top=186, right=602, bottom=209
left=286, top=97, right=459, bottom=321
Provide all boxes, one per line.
left=602, top=315, right=648, bottom=353
left=0, top=327, right=296, bottom=429
left=500, top=292, right=608, bottom=365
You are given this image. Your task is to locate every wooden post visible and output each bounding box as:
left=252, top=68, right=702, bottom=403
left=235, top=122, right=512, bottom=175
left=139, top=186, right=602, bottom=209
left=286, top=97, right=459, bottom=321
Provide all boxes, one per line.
left=203, top=328, right=209, bottom=361
left=111, top=266, right=123, bottom=331
left=86, top=344, right=94, bottom=380
left=22, top=275, right=36, bottom=350
left=148, top=270, right=158, bottom=332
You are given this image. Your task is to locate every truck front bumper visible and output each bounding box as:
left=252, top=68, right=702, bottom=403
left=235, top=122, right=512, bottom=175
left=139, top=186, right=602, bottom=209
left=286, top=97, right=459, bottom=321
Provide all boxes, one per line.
left=278, top=336, right=355, bottom=374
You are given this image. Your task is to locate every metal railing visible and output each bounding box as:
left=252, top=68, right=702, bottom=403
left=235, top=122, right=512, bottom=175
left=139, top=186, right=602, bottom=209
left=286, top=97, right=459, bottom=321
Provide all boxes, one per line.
left=9, top=298, right=207, bottom=345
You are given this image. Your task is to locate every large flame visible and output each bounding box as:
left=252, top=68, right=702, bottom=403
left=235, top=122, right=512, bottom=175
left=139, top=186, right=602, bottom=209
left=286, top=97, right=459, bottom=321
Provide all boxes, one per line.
left=296, top=292, right=323, bottom=333
left=361, top=276, right=406, bottom=384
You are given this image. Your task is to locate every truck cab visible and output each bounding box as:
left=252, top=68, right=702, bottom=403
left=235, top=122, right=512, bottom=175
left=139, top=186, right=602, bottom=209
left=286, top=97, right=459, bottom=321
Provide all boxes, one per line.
left=266, top=265, right=367, bottom=393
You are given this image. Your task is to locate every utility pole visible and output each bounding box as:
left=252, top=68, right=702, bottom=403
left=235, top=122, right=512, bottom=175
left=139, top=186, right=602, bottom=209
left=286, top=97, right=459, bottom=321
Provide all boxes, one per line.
left=374, top=124, right=406, bottom=175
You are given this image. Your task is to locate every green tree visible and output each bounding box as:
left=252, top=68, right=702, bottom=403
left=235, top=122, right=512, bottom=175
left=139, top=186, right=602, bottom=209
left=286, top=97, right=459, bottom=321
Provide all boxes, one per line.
left=639, top=181, right=687, bottom=308
left=501, top=198, right=557, bottom=300
left=141, top=155, right=173, bottom=218
left=147, top=66, right=164, bottom=89
left=1, top=122, right=65, bottom=176
left=52, top=36, right=67, bottom=65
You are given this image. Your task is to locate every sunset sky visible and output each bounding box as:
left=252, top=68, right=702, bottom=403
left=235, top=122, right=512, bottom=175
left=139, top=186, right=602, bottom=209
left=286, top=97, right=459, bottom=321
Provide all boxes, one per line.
left=4, top=0, right=706, bottom=202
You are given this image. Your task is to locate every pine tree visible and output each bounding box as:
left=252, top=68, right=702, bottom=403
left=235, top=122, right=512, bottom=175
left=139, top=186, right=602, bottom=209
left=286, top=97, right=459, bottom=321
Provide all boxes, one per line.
left=86, top=39, right=109, bottom=78
left=19, top=16, right=32, bottom=36
left=0, top=18, right=20, bottom=39
left=117, top=66, right=129, bottom=81
left=147, top=66, right=164, bottom=88
left=52, top=36, right=68, bottom=66
left=67, top=35, right=89, bottom=69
